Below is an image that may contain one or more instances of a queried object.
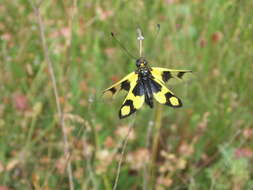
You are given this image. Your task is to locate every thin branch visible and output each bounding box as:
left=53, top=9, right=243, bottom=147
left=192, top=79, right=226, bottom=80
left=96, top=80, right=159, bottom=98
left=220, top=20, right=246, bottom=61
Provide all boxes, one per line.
left=143, top=121, right=153, bottom=190
left=150, top=104, right=163, bottom=188
left=30, top=1, right=74, bottom=189
left=113, top=118, right=135, bottom=190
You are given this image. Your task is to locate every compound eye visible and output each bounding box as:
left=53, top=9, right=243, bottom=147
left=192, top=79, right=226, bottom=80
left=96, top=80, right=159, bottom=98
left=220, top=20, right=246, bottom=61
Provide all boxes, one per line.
left=136, top=60, right=141, bottom=67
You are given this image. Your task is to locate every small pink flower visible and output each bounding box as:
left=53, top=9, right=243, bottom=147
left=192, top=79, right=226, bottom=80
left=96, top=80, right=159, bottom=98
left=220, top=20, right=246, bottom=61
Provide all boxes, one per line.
left=1, top=33, right=11, bottom=41
left=0, top=186, right=11, bottom=190
left=60, top=27, right=71, bottom=38
left=13, top=93, right=29, bottom=112
left=104, top=136, right=115, bottom=148
left=243, top=128, right=253, bottom=139
left=104, top=48, right=116, bottom=57
left=50, top=27, right=71, bottom=38
left=235, top=148, right=253, bottom=158
left=165, top=0, right=175, bottom=4
left=211, top=31, right=223, bottom=44
left=199, top=38, right=207, bottom=48
left=96, top=7, right=113, bottom=21
left=115, top=125, right=136, bottom=140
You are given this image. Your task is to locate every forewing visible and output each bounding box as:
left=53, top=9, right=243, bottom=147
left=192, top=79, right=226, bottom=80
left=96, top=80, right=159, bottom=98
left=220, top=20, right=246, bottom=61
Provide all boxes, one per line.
left=103, top=72, right=137, bottom=98
left=151, top=67, right=192, bottom=85
left=119, top=81, right=145, bottom=119
left=150, top=78, right=182, bottom=108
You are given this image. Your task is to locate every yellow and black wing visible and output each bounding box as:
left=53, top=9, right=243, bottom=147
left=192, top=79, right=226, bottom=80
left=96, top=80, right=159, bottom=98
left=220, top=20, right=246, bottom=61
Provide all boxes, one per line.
left=151, top=77, right=182, bottom=107
left=151, top=67, right=192, bottom=84
left=104, top=72, right=144, bottom=119
left=119, top=79, right=145, bottom=119
left=103, top=72, right=137, bottom=98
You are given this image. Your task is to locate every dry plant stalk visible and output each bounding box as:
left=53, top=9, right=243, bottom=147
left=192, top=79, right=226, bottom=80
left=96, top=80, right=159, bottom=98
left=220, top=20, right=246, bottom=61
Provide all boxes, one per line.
left=113, top=28, right=145, bottom=190
left=113, top=123, right=135, bottom=190
left=143, top=121, right=153, bottom=190
left=149, top=104, right=163, bottom=188
left=29, top=0, right=74, bottom=189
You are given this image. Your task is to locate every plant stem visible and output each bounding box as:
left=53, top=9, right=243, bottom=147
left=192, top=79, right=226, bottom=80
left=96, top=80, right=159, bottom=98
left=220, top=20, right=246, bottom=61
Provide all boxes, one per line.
left=150, top=103, right=163, bottom=189
left=113, top=123, right=135, bottom=190
left=30, top=1, right=74, bottom=189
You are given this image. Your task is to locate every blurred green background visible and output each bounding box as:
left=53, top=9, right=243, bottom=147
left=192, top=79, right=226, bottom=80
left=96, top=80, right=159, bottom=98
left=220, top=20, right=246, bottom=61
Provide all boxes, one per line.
left=0, top=0, right=253, bottom=189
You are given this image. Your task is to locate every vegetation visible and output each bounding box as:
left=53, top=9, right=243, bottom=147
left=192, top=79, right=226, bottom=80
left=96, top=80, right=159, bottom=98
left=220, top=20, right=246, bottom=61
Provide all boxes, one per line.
left=0, top=0, right=253, bottom=189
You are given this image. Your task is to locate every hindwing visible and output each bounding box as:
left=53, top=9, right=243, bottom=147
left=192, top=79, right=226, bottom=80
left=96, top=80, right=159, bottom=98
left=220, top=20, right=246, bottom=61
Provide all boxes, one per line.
left=150, top=78, right=182, bottom=107
left=119, top=80, right=145, bottom=119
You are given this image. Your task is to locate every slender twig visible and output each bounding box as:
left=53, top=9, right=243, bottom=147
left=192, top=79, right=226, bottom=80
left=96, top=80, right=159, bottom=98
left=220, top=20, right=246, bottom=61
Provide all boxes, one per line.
left=65, top=0, right=77, bottom=65
left=113, top=119, right=135, bottom=190
left=113, top=28, right=144, bottom=190
left=143, top=121, right=153, bottom=190
left=150, top=104, right=163, bottom=188
left=30, top=1, right=74, bottom=189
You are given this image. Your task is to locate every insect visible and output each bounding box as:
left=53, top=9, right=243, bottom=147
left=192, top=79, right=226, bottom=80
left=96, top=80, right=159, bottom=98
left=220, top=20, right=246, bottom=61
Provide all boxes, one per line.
left=103, top=28, right=192, bottom=119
